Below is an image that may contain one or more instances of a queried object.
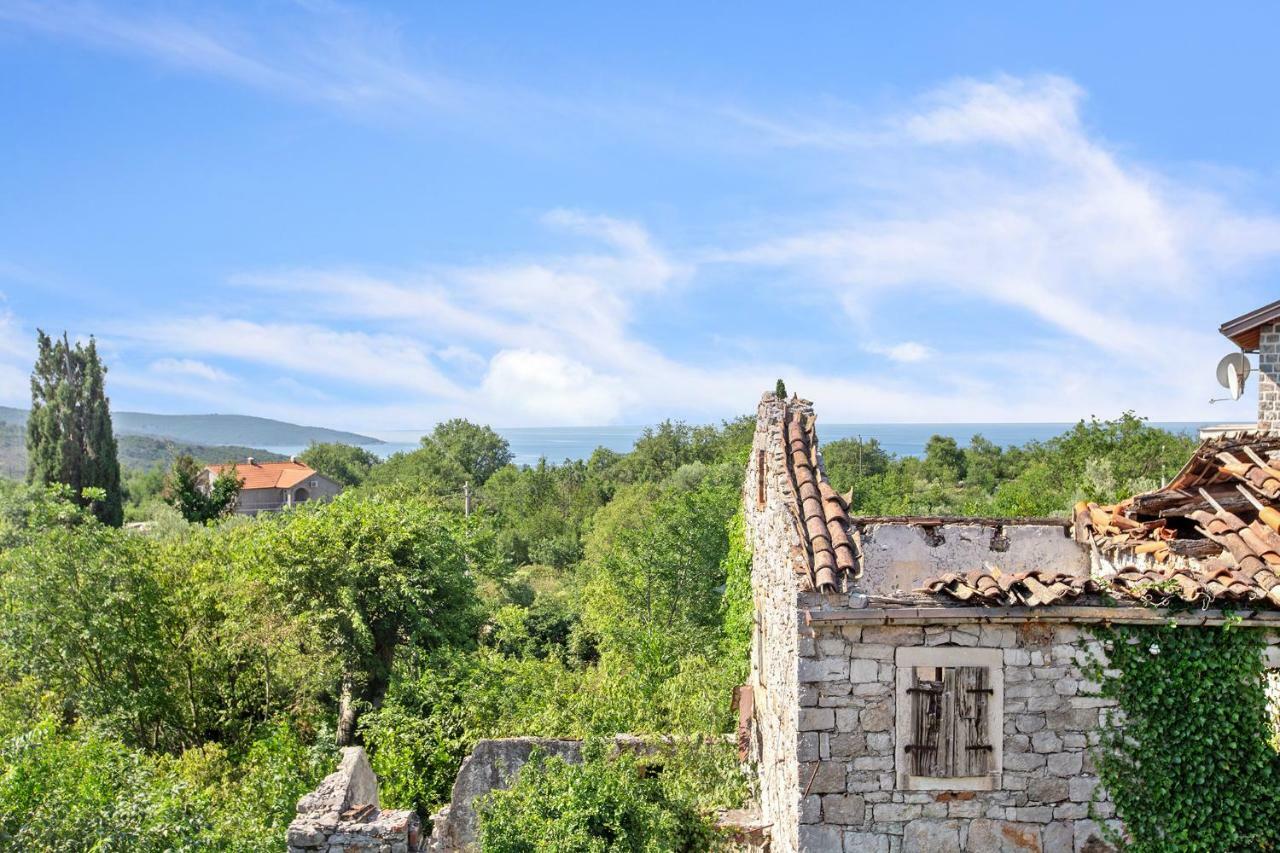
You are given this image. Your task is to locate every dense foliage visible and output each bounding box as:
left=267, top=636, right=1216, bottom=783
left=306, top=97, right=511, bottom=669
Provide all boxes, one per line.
left=0, top=396, right=1210, bottom=849
left=821, top=412, right=1195, bottom=517
left=477, top=739, right=743, bottom=853
left=163, top=454, right=242, bottom=523
left=1084, top=623, right=1280, bottom=852
left=26, top=331, right=123, bottom=525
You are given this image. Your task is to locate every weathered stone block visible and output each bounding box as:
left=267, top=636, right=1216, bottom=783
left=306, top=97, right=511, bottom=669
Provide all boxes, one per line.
left=850, top=658, right=881, bottom=682
left=823, top=793, right=867, bottom=825
left=861, top=702, right=893, bottom=732
left=1043, top=821, right=1073, bottom=852
left=799, top=824, right=844, bottom=851
left=872, top=802, right=922, bottom=823
left=803, top=657, right=849, bottom=683
left=966, top=819, right=1042, bottom=851
left=902, top=819, right=962, bottom=852
left=1004, top=752, right=1046, bottom=772
left=1047, top=752, right=1083, bottom=777
left=801, top=761, right=848, bottom=793
left=801, top=708, right=836, bottom=731
left=1027, top=777, right=1068, bottom=803
left=1068, top=776, right=1098, bottom=803
left=844, top=830, right=890, bottom=852
left=1031, top=731, right=1063, bottom=754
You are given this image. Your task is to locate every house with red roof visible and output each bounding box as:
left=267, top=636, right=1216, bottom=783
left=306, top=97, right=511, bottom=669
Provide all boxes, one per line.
left=205, top=456, right=342, bottom=516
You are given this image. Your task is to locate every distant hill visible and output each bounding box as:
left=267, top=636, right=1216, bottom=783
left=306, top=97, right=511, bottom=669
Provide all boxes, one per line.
left=0, top=420, right=287, bottom=479
left=0, top=406, right=381, bottom=447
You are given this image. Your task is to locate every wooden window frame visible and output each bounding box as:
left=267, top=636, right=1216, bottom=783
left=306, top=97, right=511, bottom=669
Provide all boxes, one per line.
left=894, top=646, right=1003, bottom=791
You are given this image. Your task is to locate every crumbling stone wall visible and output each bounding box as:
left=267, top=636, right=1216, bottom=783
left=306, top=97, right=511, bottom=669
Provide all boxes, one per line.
left=745, top=393, right=811, bottom=852
left=288, top=747, right=421, bottom=853
left=428, top=737, right=583, bottom=851
left=857, top=521, right=1086, bottom=595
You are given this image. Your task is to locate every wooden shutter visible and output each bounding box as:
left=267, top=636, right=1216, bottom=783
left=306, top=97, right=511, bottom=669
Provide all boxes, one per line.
left=955, top=666, right=992, bottom=776
left=908, top=668, right=942, bottom=776
left=908, top=666, right=991, bottom=778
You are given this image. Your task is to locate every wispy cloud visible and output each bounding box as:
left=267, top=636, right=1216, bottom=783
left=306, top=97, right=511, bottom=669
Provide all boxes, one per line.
left=0, top=0, right=455, bottom=112
left=49, top=73, right=1280, bottom=427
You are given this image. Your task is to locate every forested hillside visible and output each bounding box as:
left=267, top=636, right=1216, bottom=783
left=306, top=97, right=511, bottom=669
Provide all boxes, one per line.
left=0, top=405, right=379, bottom=448
left=0, top=411, right=1195, bottom=850
left=0, top=420, right=284, bottom=481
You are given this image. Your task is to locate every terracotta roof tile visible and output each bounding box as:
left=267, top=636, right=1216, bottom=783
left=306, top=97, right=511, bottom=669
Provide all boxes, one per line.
left=921, top=433, right=1280, bottom=610
left=207, top=460, right=319, bottom=491
left=779, top=401, right=858, bottom=593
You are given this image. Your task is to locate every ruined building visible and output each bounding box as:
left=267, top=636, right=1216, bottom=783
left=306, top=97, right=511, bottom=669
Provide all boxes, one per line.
left=739, top=299, right=1280, bottom=851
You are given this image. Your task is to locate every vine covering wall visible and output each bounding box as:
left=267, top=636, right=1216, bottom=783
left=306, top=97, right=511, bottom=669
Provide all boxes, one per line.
left=1084, top=623, right=1280, bottom=852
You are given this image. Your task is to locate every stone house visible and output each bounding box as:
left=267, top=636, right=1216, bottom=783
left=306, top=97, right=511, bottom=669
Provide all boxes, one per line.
left=205, top=457, right=342, bottom=515
left=740, top=298, right=1280, bottom=852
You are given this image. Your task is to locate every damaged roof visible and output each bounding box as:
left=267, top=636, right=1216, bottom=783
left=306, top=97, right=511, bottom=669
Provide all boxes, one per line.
left=779, top=401, right=859, bottom=593
left=920, top=432, right=1280, bottom=609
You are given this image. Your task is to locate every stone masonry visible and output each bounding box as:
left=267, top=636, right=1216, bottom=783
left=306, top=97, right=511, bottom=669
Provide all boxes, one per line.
left=288, top=747, right=422, bottom=853
left=742, top=392, right=1280, bottom=851
left=744, top=393, right=809, bottom=852
left=792, top=616, right=1123, bottom=853
left=1259, top=321, right=1280, bottom=431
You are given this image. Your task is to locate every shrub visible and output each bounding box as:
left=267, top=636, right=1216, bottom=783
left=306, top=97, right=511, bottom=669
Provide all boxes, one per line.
left=476, top=739, right=723, bottom=852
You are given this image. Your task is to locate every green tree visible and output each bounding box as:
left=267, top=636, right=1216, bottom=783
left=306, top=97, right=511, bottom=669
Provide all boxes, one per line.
left=255, top=495, right=480, bottom=745
left=476, top=740, right=718, bottom=853
left=25, top=331, right=123, bottom=526
left=821, top=436, right=891, bottom=495
left=428, top=419, right=513, bottom=485
left=363, top=441, right=468, bottom=497
left=922, top=434, right=966, bottom=483
left=299, top=442, right=380, bottom=487
left=162, top=454, right=241, bottom=523
left=0, top=520, right=179, bottom=747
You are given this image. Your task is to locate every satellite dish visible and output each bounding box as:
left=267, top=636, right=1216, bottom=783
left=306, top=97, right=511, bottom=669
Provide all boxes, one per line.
left=1216, top=352, right=1252, bottom=401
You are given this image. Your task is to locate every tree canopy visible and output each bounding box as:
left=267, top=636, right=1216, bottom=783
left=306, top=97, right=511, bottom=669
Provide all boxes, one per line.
left=25, top=331, right=123, bottom=525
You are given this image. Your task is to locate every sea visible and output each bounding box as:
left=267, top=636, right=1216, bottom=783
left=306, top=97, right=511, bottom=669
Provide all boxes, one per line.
left=263, top=422, right=1208, bottom=469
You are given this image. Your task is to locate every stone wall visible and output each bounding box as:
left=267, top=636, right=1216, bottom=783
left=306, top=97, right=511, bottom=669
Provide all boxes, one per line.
left=745, top=393, right=811, bottom=853
left=792, top=615, right=1280, bottom=853
left=857, top=521, right=1085, bottom=595
left=1259, top=321, right=1280, bottom=430
left=428, top=738, right=583, bottom=851
left=288, top=747, right=421, bottom=853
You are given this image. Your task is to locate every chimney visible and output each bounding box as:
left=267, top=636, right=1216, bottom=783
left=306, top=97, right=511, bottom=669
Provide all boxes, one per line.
left=290, top=455, right=298, bottom=464
left=1219, top=300, right=1280, bottom=432
left=247, top=456, right=256, bottom=466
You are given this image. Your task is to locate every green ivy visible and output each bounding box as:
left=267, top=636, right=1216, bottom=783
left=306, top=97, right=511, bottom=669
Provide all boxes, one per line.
left=1084, top=623, right=1280, bottom=852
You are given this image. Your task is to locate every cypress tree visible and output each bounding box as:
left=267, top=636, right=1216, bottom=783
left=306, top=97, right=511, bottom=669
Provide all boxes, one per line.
left=26, top=330, right=124, bottom=526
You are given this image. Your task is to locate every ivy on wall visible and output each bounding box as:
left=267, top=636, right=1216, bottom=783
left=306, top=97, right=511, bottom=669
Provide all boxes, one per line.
left=1084, top=623, right=1280, bottom=852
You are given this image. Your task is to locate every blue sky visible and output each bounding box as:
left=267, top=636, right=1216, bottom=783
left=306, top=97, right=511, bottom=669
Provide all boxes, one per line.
left=1, top=1, right=1278, bottom=429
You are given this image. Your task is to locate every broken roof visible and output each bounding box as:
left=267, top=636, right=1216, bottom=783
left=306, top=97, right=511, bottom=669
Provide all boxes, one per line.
left=920, top=432, right=1280, bottom=610
left=207, top=459, right=318, bottom=491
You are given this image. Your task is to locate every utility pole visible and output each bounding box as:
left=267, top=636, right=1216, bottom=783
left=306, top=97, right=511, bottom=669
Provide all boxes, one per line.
left=463, top=481, right=472, bottom=517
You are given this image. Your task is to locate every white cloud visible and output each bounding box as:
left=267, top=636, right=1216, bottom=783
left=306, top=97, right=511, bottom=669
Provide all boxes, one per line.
left=148, top=357, right=232, bottom=383
left=714, top=75, right=1280, bottom=421
left=81, top=75, right=1280, bottom=427
left=866, top=341, right=933, bottom=364
left=480, top=349, right=628, bottom=425
left=122, top=317, right=464, bottom=400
